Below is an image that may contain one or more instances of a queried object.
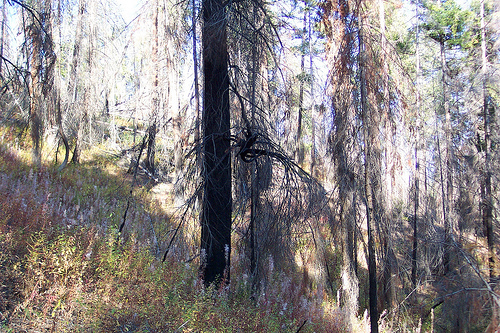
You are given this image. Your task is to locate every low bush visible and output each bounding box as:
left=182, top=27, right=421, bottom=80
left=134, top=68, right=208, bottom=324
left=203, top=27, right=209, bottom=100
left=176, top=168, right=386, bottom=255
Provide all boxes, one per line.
left=0, top=143, right=349, bottom=332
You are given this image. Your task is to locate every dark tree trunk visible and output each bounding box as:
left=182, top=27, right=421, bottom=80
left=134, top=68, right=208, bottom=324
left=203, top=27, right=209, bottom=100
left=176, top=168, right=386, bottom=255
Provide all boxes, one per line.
left=27, top=8, right=43, bottom=167
left=192, top=0, right=201, bottom=177
left=412, top=145, right=419, bottom=287
left=295, top=11, right=306, bottom=165
left=249, top=2, right=259, bottom=294
left=145, top=123, right=156, bottom=175
left=412, top=3, right=421, bottom=288
left=200, top=0, right=232, bottom=287
left=145, top=1, right=159, bottom=177
left=479, top=0, right=496, bottom=282
left=56, top=92, right=69, bottom=171
left=309, top=9, right=316, bottom=175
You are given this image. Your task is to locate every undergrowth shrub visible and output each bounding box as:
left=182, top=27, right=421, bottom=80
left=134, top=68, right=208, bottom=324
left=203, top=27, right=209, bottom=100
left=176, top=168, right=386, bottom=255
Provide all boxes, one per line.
left=0, top=142, right=351, bottom=332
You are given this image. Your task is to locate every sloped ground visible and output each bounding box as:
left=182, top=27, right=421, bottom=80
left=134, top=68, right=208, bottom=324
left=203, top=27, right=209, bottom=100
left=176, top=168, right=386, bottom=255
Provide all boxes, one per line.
left=0, top=142, right=349, bottom=332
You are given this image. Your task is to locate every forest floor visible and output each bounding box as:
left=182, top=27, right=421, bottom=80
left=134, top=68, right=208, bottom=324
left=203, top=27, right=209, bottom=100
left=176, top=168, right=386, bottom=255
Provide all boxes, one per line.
left=0, top=137, right=365, bottom=332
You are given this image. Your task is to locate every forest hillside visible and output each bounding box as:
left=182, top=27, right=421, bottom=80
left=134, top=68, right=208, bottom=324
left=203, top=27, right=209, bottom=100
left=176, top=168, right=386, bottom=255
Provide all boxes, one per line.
left=0, top=141, right=347, bottom=332
left=1, top=0, right=499, bottom=332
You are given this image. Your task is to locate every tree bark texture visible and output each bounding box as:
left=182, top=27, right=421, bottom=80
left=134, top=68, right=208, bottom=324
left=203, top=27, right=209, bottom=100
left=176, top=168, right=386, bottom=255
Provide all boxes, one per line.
left=359, top=19, right=379, bottom=333
left=145, top=0, right=159, bottom=176
left=27, top=7, right=43, bottom=167
left=26, top=0, right=55, bottom=167
left=69, top=0, right=87, bottom=164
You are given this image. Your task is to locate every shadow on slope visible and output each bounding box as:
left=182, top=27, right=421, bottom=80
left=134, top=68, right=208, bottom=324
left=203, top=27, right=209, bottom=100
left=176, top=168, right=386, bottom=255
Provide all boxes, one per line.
left=0, top=143, right=347, bottom=332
